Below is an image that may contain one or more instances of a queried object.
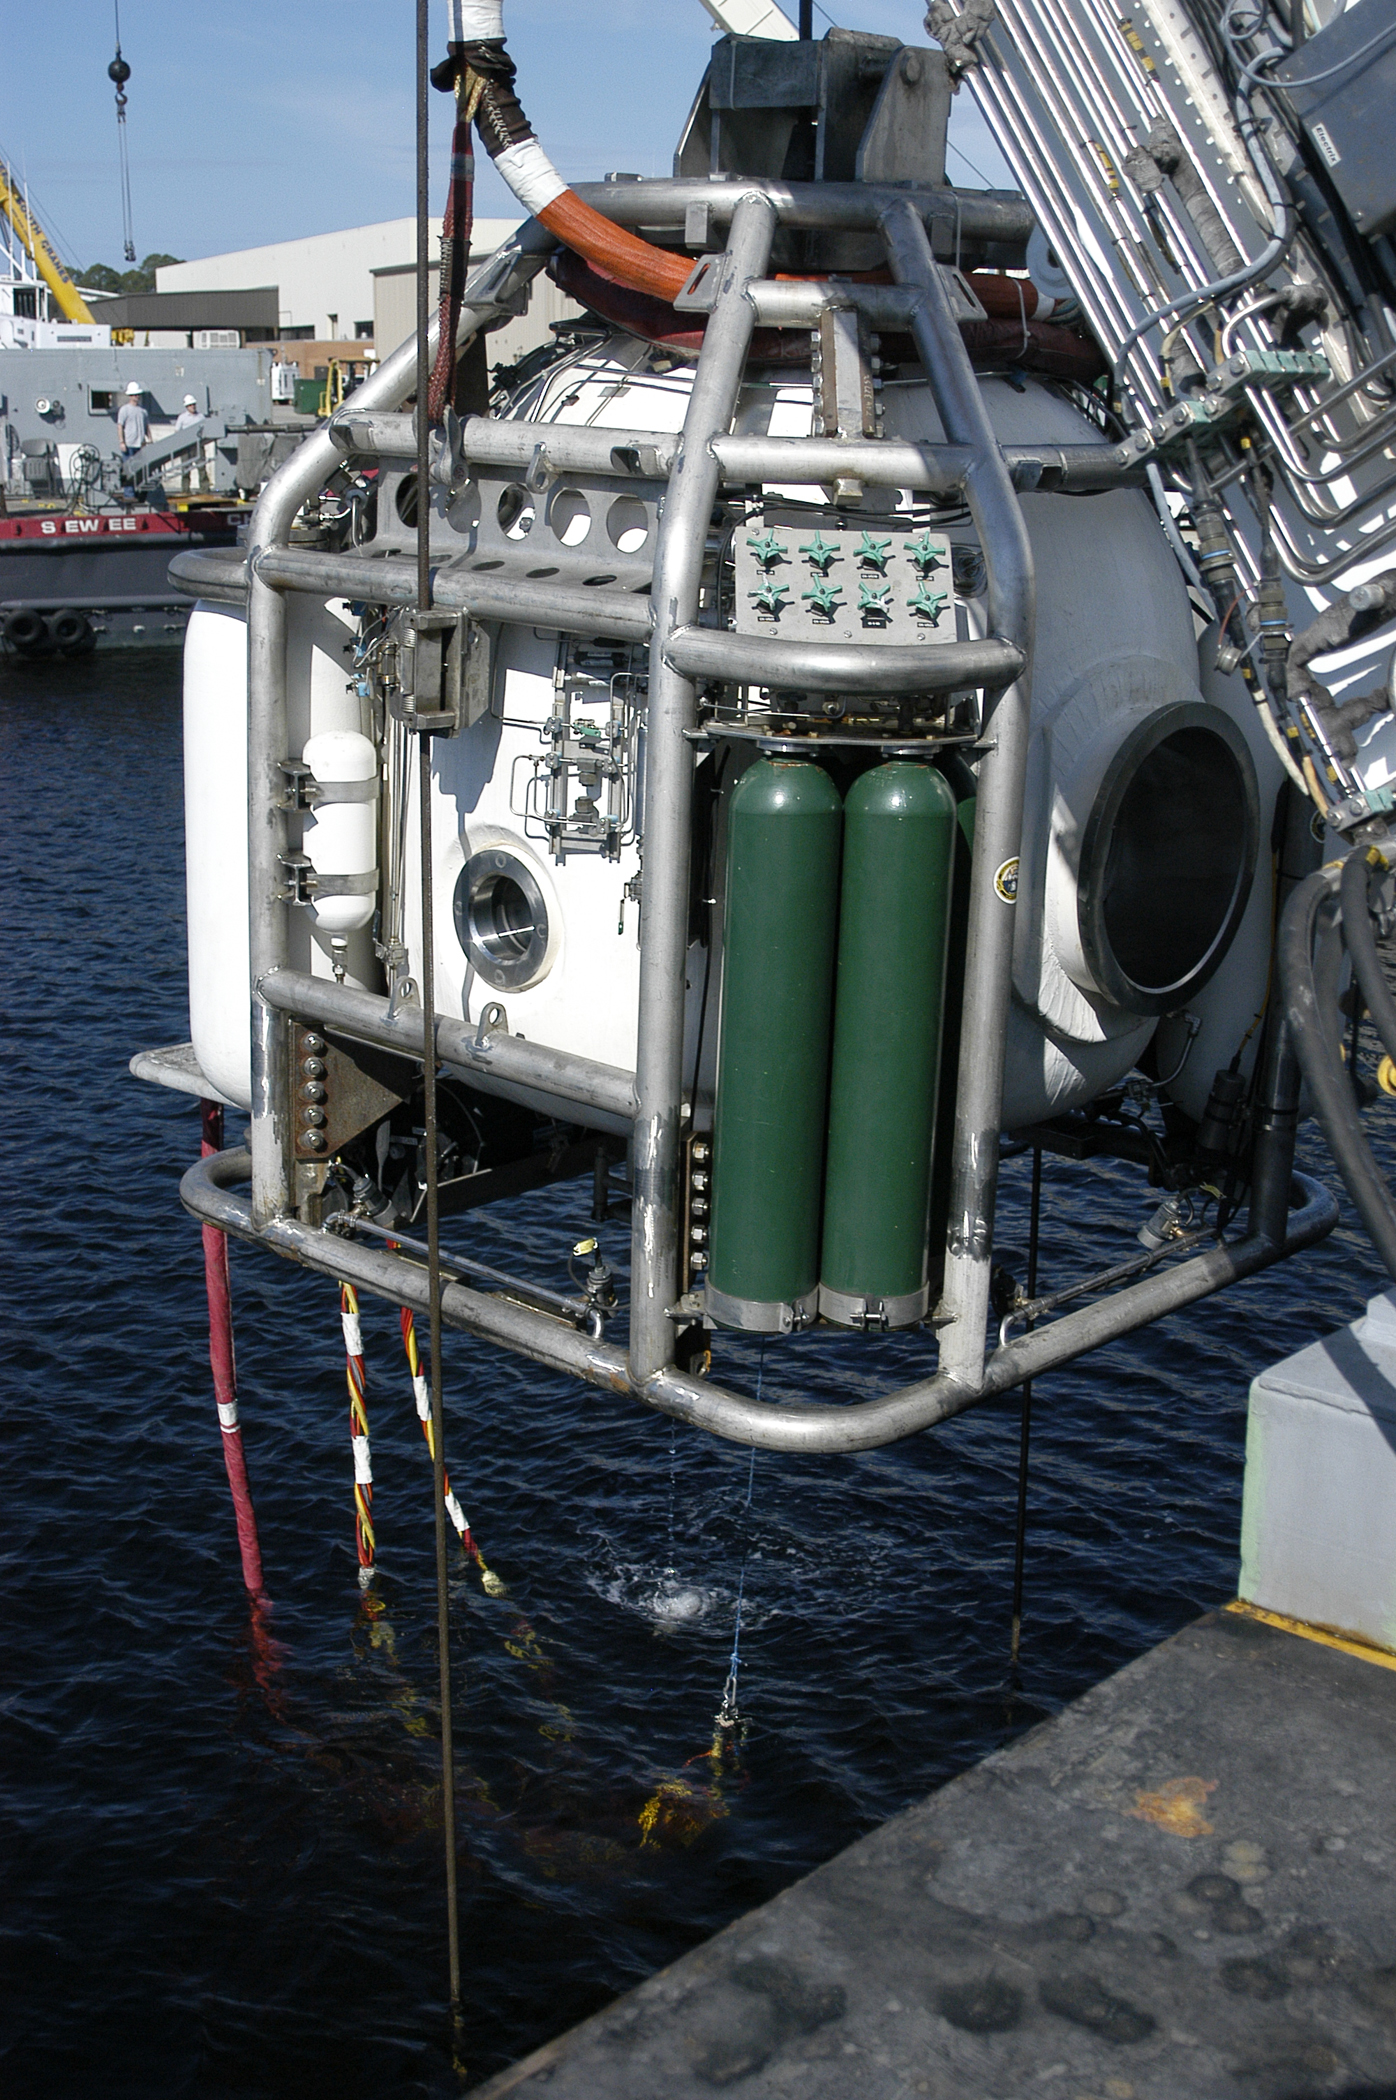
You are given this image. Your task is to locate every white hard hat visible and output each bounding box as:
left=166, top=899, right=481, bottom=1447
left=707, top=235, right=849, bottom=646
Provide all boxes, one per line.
left=124, top=380, right=142, bottom=395
left=183, top=394, right=197, bottom=406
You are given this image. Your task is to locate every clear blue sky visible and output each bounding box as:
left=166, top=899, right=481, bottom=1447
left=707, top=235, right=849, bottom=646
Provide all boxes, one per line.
left=1, top=0, right=1014, bottom=274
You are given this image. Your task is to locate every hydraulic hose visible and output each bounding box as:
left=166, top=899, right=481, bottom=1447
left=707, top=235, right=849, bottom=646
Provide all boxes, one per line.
left=1278, top=860, right=1396, bottom=1276
left=1340, top=849, right=1396, bottom=1065
left=437, top=3, right=1056, bottom=320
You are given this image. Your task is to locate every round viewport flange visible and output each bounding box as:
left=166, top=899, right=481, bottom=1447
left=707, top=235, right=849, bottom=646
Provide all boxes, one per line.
left=1077, top=702, right=1259, bottom=1015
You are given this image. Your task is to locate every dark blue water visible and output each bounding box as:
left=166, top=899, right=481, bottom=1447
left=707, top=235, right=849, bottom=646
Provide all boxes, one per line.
left=2, top=650, right=1389, bottom=2097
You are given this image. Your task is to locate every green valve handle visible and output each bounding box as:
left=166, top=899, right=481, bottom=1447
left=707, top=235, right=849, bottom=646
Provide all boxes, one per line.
left=908, top=583, right=948, bottom=623
left=856, top=532, right=892, bottom=571
left=858, top=581, right=892, bottom=615
left=799, top=529, right=841, bottom=572
left=906, top=530, right=947, bottom=573
left=745, top=528, right=785, bottom=569
left=750, top=579, right=791, bottom=616
left=802, top=578, right=843, bottom=616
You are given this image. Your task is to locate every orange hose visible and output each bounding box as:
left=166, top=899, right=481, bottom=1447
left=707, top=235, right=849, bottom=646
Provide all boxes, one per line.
left=537, top=186, right=1048, bottom=325
left=539, top=191, right=692, bottom=305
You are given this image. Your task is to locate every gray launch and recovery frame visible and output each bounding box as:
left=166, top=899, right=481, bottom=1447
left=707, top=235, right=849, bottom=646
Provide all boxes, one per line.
left=166, top=178, right=1336, bottom=1453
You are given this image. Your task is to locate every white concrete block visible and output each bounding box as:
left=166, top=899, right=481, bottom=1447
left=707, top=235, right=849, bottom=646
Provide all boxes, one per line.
left=1241, top=1287, right=1396, bottom=1651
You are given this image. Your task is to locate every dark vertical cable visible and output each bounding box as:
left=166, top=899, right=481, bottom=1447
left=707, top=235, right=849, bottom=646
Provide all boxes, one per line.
left=416, top=0, right=463, bottom=2043
left=798, top=0, right=814, bottom=36
left=1008, top=1145, right=1041, bottom=1670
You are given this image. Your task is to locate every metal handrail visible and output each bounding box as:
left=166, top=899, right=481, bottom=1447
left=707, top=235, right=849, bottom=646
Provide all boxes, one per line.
left=183, top=1149, right=1337, bottom=1453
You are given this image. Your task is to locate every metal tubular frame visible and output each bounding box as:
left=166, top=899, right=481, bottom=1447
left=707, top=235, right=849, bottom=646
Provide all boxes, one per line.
left=211, top=183, right=1336, bottom=1455
left=629, top=190, right=779, bottom=1381
left=184, top=1149, right=1336, bottom=1453
left=243, top=238, right=548, bottom=1227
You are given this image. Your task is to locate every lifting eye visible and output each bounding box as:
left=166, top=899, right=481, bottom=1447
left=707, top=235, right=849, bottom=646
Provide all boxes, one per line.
left=453, top=850, right=552, bottom=991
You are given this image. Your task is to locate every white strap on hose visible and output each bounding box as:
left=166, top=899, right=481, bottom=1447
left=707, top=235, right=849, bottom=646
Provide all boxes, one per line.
left=494, top=137, right=567, bottom=215
left=412, top=1371, right=430, bottom=1422
left=448, top=0, right=504, bottom=36
left=444, top=1489, right=468, bottom=1537
left=352, top=1434, right=373, bottom=1486
left=341, top=1308, right=363, bottom=1357
left=217, top=1400, right=240, bottom=1432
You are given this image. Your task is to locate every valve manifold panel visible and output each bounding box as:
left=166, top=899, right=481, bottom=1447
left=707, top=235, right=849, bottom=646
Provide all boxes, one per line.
left=733, top=510, right=962, bottom=645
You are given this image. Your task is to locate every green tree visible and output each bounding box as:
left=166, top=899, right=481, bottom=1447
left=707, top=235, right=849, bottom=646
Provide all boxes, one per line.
left=81, top=252, right=184, bottom=296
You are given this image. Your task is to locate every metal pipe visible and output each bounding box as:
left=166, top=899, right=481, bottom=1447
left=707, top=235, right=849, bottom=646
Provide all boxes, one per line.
left=187, top=1148, right=632, bottom=1390
left=328, top=410, right=419, bottom=456
left=747, top=280, right=920, bottom=327
left=640, top=1175, right=1337, bottom=1449
left=630, top=190, right=778, bottom=1385
left=663, top=626, right=1024, bottom=695
left=258, top=968, right=638, bottom=1120
left=183, top=1148, right=1335, bottom=1452
left=329, top=415, right=1139, bottom=499
left=255, top=545, right=653, bottom=640
left=878, top=196, right=1037, bottom=1393
left=243, top=236, right=548, bottom=1228
left=570, top=178, right=1034, bottom=244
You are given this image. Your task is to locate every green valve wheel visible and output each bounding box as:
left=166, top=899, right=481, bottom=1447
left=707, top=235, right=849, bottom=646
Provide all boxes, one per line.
left=708, top=759, right=843, bottom=1332
left=819, top=761, right=958, bottom=1328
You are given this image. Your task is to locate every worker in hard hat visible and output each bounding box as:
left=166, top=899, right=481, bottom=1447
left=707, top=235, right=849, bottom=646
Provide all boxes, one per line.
left=116, top=381, right=148, bottom=458
left=172, top=392, right=209, bottom=493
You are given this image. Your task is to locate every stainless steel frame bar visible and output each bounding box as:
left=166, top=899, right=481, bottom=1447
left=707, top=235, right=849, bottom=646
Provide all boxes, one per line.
left=569, top=177, right=1034, bottom=244
left=254, top=545, right=652, bottom=640
left=332, top=411, right=1137, bottom=498
left=879, top=196, right=1037, bottom=1389
left=184, top=1148, right=1336, bottom=1452
left=629, top=190, right=778, bottom=1383
left=258, top=969, right=637, bottom=1121
left=663, top=626, right=1024, bottom=694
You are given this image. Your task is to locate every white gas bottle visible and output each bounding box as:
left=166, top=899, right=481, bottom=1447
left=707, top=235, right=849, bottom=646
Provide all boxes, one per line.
left=301, top=730, right=379, bottom=935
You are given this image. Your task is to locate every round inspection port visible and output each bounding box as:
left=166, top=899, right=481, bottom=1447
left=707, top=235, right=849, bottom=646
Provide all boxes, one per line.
left=606, top=496, right=650, bottom=554
left=548, top=487, right=592, bottom=547
left=496, top=483, right=535, bottom=540
left=454, top=850, right=551, bottom=992
left=1077, top=702, right=1259, bottom=1014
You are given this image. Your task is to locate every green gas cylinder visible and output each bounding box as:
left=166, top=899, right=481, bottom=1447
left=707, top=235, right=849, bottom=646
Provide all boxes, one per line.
left=706, top=758, right=843, bottom=1331
left=926, top=754, right=976, bottom=1292
left=819, top=759, right=958, bottom=1327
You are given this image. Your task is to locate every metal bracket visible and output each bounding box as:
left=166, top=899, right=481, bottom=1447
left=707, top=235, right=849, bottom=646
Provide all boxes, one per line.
left=473, top=999, right=508, bottom=1049
left=674, top=254, right=723, bottom=314
left=277, top=760, right=319, bottom=811
left=389, top=606, right=463, bottom=736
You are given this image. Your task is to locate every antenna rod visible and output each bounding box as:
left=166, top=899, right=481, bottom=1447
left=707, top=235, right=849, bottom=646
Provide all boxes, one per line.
left=798, top=0, right=813, bottom=34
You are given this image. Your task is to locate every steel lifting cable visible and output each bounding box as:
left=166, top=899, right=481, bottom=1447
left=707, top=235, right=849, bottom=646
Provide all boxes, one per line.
left=714, top=1348, right=763, bottom=1751
left=109, top=2, right=135, bottom=265
left=340, top=1284, right=376, bottom=1585
left=417, top=0, right=464, bottom=2042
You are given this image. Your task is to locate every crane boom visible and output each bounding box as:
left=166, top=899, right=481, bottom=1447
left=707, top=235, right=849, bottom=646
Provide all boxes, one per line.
left=0, top=156, right=95, bottom=325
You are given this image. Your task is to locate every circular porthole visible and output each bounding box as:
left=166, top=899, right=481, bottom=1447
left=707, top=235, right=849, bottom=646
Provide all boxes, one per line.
left=453, top=850, right=551, bottom=991
left=1077, top=703, right=1259, bottom=1014
left=548, top=486, right=592, bottom=546
left=496, top=483, right=535, bottom=539
left=607, top=496, right=650, bottom=553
